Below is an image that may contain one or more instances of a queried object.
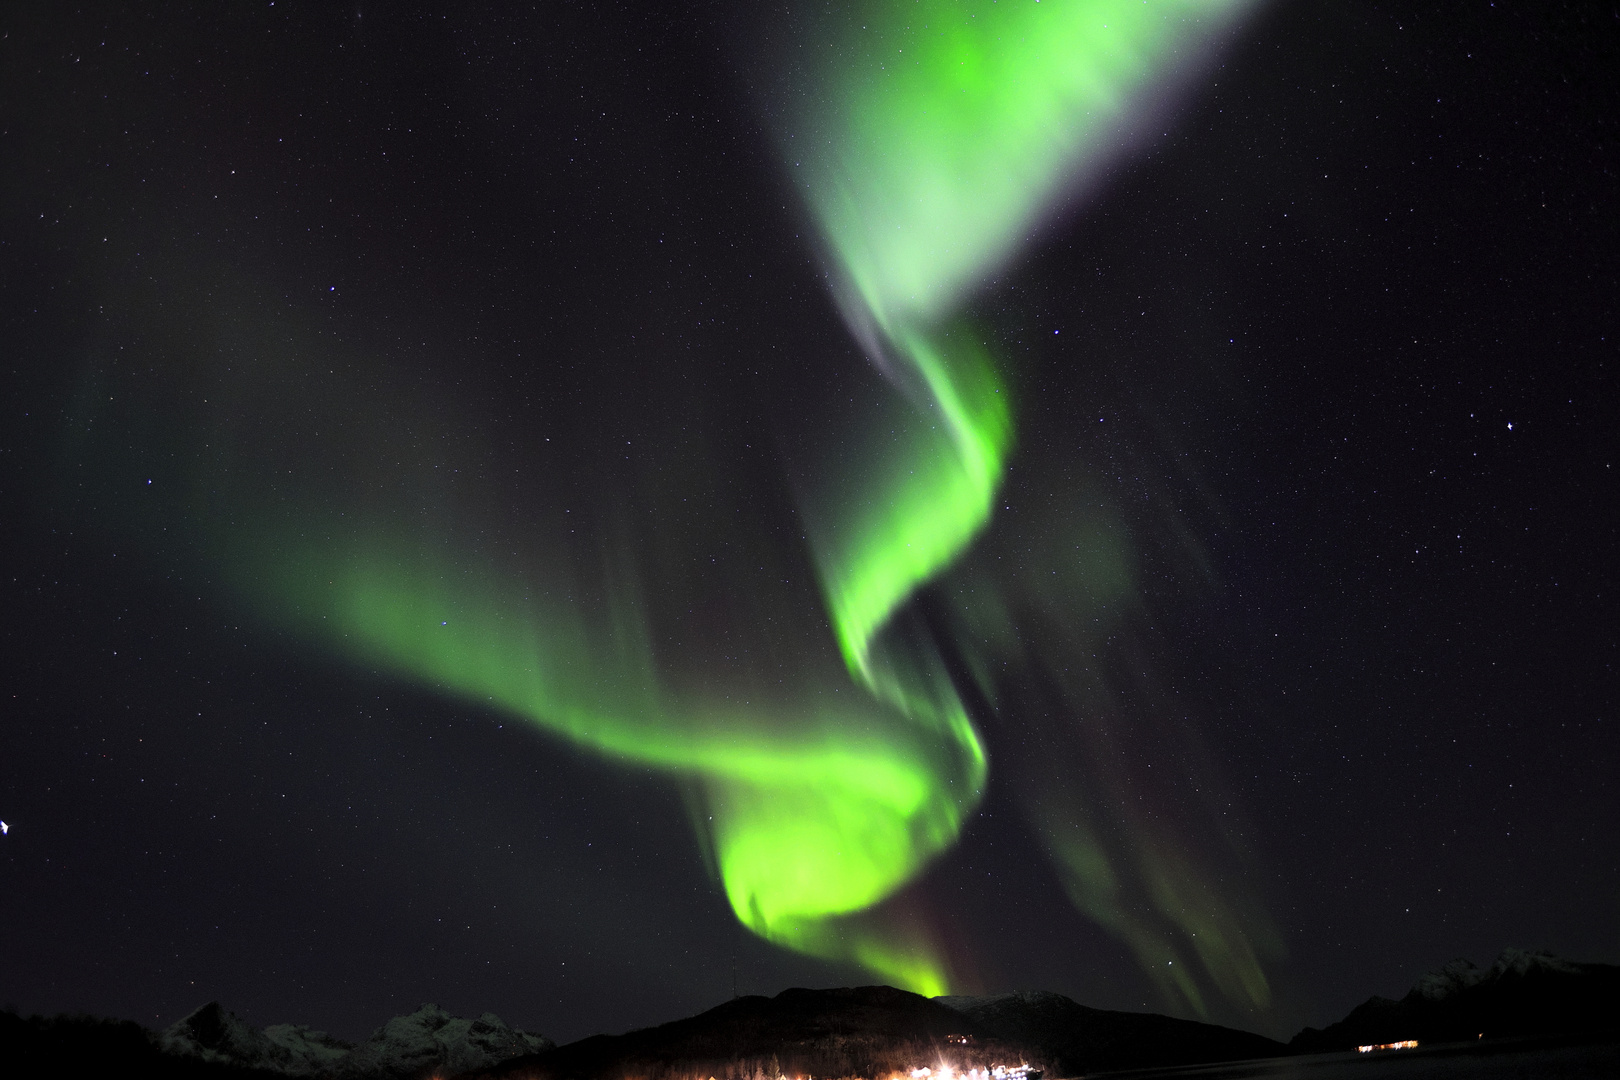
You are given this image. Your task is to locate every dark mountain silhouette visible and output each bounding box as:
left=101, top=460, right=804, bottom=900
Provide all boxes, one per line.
left=938, top=990, right=1283, bottom=1075
left=473, top=985, right=1283, bottom=1080
left=0, top=1008, right=287, bottom=1080
left=1290, top=948, right=1620, bottom=1052
left=476, top=985, right=1015, bottom=1080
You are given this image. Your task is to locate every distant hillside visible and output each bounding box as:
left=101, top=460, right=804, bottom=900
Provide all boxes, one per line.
left=1291, top=948, right=1620, bottom=1052
left=939, top=990, right=1283, bottom=1075
left=476, top=985, right=1019, bottom=1080
left=474, top=985, right=1282, bottom=1080
left=0, top=1001, right=552, bottom=1080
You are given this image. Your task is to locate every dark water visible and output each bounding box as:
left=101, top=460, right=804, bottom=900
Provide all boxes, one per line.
left=1090, top=1041, right=1620, bottom=1079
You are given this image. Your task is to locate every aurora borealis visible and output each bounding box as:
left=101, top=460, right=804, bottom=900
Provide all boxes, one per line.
left=4, top=0, right=1617, bottom=1050
left=227, top=0, right=1261, bottom=997
left=58, top=0, right=1262, bottom=998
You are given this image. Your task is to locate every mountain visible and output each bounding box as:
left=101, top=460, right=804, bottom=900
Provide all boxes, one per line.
left=938, top=990, right=1284, bottom=1075
left=161, top=1001, right=353, bottom=1075
left=337, top=1004, right=554, bottom=1079
left=471, top=985, right=1282, bottom=1080
left=475, top=985, right=1010, bottom=1080
left=1290, top=948, right=1620, bottom=1052
left=159, top=1001, right=553, bottom=1079
left=9, top=954, right=1615, bottom=1080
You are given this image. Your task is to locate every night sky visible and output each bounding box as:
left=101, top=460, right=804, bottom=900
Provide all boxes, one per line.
left=2, top=0, right=1615, bottom=1051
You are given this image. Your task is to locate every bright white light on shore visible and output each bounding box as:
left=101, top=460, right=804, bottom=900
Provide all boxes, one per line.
left=910, top=1063, right=1039, bottom=1080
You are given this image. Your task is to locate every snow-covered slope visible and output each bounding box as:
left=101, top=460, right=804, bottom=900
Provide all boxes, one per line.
left=158, top=1001, right=551, bottom=1078
left=336, top=1004, right=552, bottom=1079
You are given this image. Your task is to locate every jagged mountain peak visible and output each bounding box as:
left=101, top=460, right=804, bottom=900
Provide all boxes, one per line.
left=341, top=1003, right=552, bottom=1079
left=1487, top=947, right=1581, bottom=980
left=1290, top=947, right=1620, bottom=1052
left=1411, top=958, right=1487, bottom=1002
left=161, top=1001, right=352, bottom=1076
left=1409, top=948, right=1584, bottom=1003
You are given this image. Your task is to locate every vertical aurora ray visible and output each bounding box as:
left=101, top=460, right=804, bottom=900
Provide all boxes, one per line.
left=774, top=0, right=1265, bottom=1001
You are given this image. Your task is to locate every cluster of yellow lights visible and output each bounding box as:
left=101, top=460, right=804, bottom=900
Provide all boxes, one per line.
left=1355, top=1040, right=1419, bottom=1053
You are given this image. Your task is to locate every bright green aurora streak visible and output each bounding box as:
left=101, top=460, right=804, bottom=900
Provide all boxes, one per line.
left=776, top=0, right=1253, bottom=987
left=144, top=0, right=1253, bottom=996
left=790, top=0, right=1251, bottom=682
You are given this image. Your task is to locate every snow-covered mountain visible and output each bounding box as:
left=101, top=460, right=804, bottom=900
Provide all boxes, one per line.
left=1409, top=947, right=1582, bottom=1001
left=159, top=1001, right=352, bottom=1075
left=336, top=1004, right=551, bottom=1079
left=1290, top=948, right=1620, bottom=1051
left=159, top=1001, right=552, bottom=1079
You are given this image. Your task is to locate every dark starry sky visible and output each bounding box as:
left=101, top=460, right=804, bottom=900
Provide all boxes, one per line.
left=1, top=0, right=1615, bottom=1049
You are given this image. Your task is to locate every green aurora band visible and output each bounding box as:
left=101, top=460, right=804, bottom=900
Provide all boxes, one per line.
left=229, top=523, right=988, bottom=994
left=785, top=0, right=1251, bottom=687
left=66, top=0, right=1262, bottom=1001
left=773, top=0, right=1256, bottom=993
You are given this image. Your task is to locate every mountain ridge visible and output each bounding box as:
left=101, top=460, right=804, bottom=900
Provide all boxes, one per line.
left=157, top=1000, right=555, bottom=1079
left=4, top=948, right=1617, bottom=1079
left=1290, top=947, right=1620, bottom=1053
left=469, top=984, right=1283, bottom=1080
